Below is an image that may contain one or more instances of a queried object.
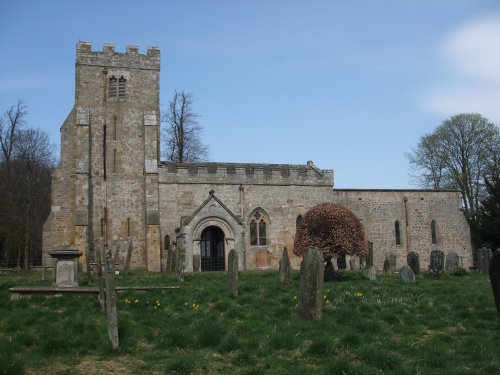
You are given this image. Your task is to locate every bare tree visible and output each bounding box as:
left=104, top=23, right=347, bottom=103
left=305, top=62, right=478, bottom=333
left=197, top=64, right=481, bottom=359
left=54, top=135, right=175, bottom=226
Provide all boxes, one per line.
left=0, top=101, right=54, bottom=268
left=407, top=113, right=500, bottom=228
left=161, top=90, right=209, bottom=162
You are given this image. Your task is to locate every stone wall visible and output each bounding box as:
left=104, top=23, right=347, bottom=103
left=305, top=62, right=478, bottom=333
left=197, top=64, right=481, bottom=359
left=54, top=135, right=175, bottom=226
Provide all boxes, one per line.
left=332, top=189, right=473, bottom=269
left=158, top=161, right=334, bottom=270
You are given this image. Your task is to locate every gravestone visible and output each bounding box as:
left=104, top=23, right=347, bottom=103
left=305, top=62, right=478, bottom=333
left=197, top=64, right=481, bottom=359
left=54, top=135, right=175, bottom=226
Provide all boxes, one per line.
left=349, top=257, right=356, bottom=271
left=388, top=252, right=397, bottom=269
left=362, top=267, right=376, bottom=280
left=383, top=257, right=391, bottom=274
left=175, top=239, right=186, bottom=282
left=367, top=242, right=374, bottom=268
left=104, top=249, right=119, bottom=350
left=277, top=248, right=290, bottom=287
left=228, top=249, right=239, bottom=296
left=428, top=250, right=444, bottom=277
left=445, top=251, right=459, bottom=270
left=407, top=251, right=420, bottom=274
left=324, top=258, right=335, bottom=282
left=359, top=255, right=366, bottom=270
left=49, top=247, right=83, bottom=287
left=400, top=265, right=416, bottom=284
left=478, top=247, right=492, bottom=274
left=489, top=249, right=500, bottom=314
left=298, top=247, right=324, bottom=321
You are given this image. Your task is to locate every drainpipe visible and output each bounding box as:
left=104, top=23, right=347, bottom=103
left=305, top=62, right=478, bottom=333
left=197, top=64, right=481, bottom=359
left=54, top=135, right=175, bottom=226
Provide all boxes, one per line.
left=404, top=196, right=409, bottom=253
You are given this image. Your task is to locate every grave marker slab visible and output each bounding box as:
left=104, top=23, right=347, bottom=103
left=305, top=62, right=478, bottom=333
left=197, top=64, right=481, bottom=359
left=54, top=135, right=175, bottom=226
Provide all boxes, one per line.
left=228, top=249, right=239, bottom=296
left=278, top=248, right=290, bottom=287
left=429, top=250, right=444, bottom=277
left=400, top=265, right=416, bottom=284
left=407, top=251, right=420, bottom=274
left=298, top=247, right=324, bottom=321
left=489, top=249, right=500, bottom=314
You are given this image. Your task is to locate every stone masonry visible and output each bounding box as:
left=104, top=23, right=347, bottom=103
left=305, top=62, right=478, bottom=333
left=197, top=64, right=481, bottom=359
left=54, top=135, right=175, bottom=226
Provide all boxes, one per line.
left=42, top=42, right=473, bottom=272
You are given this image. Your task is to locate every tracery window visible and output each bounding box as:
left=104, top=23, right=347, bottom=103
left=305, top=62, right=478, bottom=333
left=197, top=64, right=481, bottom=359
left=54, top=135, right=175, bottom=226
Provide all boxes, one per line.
left=249, top=210, right=267, bottom=246
left=395, top=221, right=401, bottom=245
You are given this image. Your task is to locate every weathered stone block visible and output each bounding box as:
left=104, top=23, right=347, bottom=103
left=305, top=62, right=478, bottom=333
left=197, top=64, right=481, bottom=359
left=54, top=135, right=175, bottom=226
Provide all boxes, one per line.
left=362, top=266, right=376, bottom=280
left=407, top=251, right=420, bottom=274
left=298, top=247, right=324, bottom=321
left=400, top=265, right=415, bottom=284
left=428, top=250, right=444, bottom=277
left=228, top=249, right=239, bottom=296
left=277, top=248, right=290, bottom=287
left=445, top=251, right=459, bottom=270
left=478, top=247, right=492, bottom=274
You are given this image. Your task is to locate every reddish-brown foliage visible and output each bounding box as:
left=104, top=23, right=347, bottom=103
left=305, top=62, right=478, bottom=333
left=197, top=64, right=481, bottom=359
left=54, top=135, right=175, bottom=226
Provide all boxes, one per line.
left=293, top=203, right=367, bottom=260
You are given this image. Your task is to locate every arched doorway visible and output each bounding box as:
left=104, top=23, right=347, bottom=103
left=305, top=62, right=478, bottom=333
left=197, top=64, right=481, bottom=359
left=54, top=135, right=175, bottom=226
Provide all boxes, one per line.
left=200, top=226, right=225, bottom=271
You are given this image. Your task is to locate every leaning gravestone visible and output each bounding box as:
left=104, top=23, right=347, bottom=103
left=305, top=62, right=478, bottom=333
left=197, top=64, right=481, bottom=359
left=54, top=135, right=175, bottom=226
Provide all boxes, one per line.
left=407, top=251, right=420, bottom=274
left=445, top=251, right=459, bottom=270
left=383, top=257, right=391, bottom=274
left=489, top=249, right=500, bottom=314
left=478, top=247, right=492, bottom=274
left=428, top=250, right=444, bottom=277
left=298, top=247, right=324, bottom=321
left=277, top=248, right=290, bottom=287
left=400, top=265, right=416, bottom=284
left=324, top=258, right=335, bottom=282
left=362, top=267, right=376, bottom=280
left=228, top=249, right=239, bottom=296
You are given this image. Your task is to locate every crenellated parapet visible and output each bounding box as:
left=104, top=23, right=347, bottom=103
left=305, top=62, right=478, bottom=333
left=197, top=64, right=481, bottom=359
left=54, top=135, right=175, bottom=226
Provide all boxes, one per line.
left=76, top=41, right=160, bottom=70
left=158, top=161, right=334, bottom=186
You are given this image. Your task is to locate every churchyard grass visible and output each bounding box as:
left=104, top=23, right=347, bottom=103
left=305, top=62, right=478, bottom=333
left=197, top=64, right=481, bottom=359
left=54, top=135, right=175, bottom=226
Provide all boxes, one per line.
left=1, top=270, right=499, bottom=374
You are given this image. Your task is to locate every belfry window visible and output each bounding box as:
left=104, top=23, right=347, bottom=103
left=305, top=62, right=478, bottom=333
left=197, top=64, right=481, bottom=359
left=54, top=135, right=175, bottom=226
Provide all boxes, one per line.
left=109, top=75, right=126, bottom=98
left=395, top=221, right=401, bottom=245
left=118, top=76, right=126, bottom=98
left=250, top=210, right=267, bottom=246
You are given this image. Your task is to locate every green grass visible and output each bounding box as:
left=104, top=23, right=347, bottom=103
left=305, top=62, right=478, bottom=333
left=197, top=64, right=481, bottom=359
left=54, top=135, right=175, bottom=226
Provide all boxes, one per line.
left=1, top=269, right=499, bottom=374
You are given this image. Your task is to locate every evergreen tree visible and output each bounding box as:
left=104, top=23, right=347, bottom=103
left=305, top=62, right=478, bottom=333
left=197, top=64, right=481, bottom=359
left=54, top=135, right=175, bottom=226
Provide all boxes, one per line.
left=478, top=178, right=500, bottom=249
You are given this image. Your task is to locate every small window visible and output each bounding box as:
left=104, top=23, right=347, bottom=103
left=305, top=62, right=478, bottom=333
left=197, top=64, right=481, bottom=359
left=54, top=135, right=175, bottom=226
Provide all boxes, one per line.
left=395, top=221, right=401, bottom=245
left=296, top=215, right=303, bottom=229
left=431, top=220, right=437, bottom=244
left=164, top=235, right=171, bottom=250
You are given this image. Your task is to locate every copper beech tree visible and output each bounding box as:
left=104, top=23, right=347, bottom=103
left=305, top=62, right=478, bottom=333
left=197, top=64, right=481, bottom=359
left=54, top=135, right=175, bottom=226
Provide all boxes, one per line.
left=293, top=203, right=367, bottom=260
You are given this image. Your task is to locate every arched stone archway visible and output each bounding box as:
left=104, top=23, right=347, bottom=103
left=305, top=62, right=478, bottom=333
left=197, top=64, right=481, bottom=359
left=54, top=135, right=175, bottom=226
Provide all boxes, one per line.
left=191, top=217, right=236, bottom=272
left=200, top=226, right=225, bottom=271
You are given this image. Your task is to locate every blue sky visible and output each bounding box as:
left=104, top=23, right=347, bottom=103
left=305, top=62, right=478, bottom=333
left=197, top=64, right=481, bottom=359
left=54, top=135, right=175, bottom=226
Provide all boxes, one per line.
left=1, top=0, right=499, bottom=188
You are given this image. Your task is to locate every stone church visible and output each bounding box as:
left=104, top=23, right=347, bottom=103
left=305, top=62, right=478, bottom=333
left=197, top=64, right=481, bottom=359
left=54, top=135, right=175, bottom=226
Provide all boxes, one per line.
left=42, top=42, right=473, bottom=272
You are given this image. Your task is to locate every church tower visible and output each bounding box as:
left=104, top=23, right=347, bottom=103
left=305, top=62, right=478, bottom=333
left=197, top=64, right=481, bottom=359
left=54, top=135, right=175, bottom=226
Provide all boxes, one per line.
left=43, top=42, right=162, bottom=271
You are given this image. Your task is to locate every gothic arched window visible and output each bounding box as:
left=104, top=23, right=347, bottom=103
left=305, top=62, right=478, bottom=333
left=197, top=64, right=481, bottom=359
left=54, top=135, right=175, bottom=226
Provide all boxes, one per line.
left=249, top=209, right=268, bottom=246
left=395, top=221, right=401, bottom=245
